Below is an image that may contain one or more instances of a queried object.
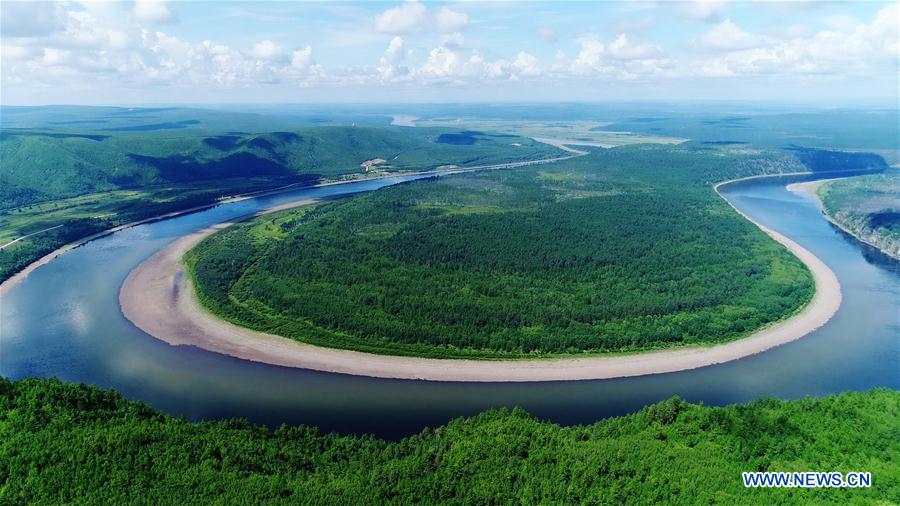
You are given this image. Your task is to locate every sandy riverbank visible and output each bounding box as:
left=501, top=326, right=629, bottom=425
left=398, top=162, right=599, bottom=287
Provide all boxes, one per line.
left=787, top=176, right=900, bottom=261
left=785, top=178, right=834, bottom=196
left=1, top=145, right=579, bottom=299
left=119, top=174, right=842, bottom=382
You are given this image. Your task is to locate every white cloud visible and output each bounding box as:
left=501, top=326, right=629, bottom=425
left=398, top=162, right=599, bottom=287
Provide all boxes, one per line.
left=249, top=40, right=285, bottom=61
left=418, top=45, right=462, bottom=79
left=435, top=7, right=468, bottom=34
left=374, top=1, right=427, bottom=34
left=571, top=37, right=606, bottom=74
left=571, top=34, right=667, bottom=78
left=377, top=36, right=409, bottom=80
left=2, top=0, right=897, bottom=99
left=412, top=44, right=540, bottom=83
left=513, top=52, right=540, bottom=77
left=441, top=32, right=465, bottom=49
left=676, top=1, right=727, bottom=23
left=696, top=4, right=899, bottom=78
left=133, top=1, right=177, bottom=25
left=374, top=2, right=469, bottom=37
left=695, top=19, right=769, bottom=51
left=41, top=48, right=71, bottom=67
left=291, top=46, right=313, bottom=69
left=0, top=1, right=65, bottom=37
left=608, top=34, right=661, bottom=60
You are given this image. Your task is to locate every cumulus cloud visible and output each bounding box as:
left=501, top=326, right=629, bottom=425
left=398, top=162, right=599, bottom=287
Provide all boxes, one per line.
left=1, top=3, right=321, bottom=91
left=513, top=52, right=540, bottom=76
left=376, top=36, right=409, bottom=80
left=133, top=1, right=177, bottom=24
left=291, top=46, right=313, bottom=69
left=571, top=34, right=668, bottom=79
left=374, top=2, right=469, bottom=36
left=608, top=34, right=661, bottom=60
left=411, top=44, right=541, bottom=83
left=2, top=0, right=897, bottom=98
left=694, top=19, right=769, bottom=51
left=676, top=1, right=727, bottom=23
left=374, top=1, right=427, bottom=34
left=696, top=4, right=899, bottom=77
left=0, top=1, right=65, bottom=37
left=249, top=40, right=285, bottom=61
left=435, top=7, right=468, bottom=34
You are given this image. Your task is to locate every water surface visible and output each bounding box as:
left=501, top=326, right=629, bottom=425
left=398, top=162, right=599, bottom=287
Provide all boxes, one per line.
left=1, top=173, right=897, bottom=438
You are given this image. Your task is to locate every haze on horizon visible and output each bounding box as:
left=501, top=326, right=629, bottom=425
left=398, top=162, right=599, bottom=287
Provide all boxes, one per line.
left=1, top=1, right=898, bottom=106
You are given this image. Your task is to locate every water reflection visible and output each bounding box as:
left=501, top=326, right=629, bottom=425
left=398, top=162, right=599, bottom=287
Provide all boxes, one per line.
left=1, top=173, right=897, bottom=439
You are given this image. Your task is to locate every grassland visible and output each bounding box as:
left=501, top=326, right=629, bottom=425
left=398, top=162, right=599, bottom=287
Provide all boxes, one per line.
left=815, top=172, right=900, bottom=259
left=184, top=144, right=843, bottom=359
left=2, top=378, right=897, bottom=504
left=596, top=109, right=900, bottom=163
left=413, top=118, right=686, bottom=147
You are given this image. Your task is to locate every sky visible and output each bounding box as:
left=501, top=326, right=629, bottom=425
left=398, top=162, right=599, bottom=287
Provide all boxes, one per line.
left=1, top=1, right=898, bottom=105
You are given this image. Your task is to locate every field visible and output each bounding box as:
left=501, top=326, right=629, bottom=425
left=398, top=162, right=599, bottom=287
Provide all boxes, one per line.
left=596, top=109, right=900, bottom=161
left=816, top=172, right=900, bottom=259
left=184, top=144, right=853, bottom=358
left=1, top=378, right=896, bottom=504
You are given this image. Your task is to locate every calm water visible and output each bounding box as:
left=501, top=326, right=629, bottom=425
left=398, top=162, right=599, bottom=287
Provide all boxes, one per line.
left=1, top=173, right=897, bottom=439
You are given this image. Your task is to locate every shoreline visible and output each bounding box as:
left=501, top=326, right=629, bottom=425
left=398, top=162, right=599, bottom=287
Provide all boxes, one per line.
left=118, top=172, right=842, bottom=382
left=787, top=178, right=900, bottom=261
left=0, top=148, right=577, bottom=299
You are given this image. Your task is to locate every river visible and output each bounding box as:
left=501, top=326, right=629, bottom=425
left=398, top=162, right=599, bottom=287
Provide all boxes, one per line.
left=1, top=172, right=897, bottom=439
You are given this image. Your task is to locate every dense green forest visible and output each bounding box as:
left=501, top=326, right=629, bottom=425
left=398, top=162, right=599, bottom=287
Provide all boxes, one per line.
left=185, top=144, right=875, bottom=358
left=816, top=172, right=900, bottom=260
left=0, top=120, right=560, bottom=283
left=0, top=178, right=299, bottom=281
left=1, top=379, right=896, bottom=504
left=1, top=126, right=558, bottom=209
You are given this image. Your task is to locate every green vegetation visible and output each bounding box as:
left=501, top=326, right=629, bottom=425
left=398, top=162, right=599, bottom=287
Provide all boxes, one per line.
left=0, top=178, right=300, bottom=281
left=816, top=172, right=900, bottom=259
left=1, top=126, right=558, bottom=208
left=415, top=118, right=686, bottom=147
left=185, top=144, right=828, bottom=358
left=1, top=378, right=896, bottom=504
left=598, top=110, right=900, bottom=155
left=0, top=115, right=561, bottom=282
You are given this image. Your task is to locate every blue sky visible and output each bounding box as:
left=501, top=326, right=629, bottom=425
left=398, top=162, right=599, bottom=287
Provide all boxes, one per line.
left=1, top=1, right=897, bottom=105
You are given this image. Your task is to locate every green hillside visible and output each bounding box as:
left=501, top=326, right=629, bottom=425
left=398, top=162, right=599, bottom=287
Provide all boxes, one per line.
left=185, top=144, right=832, bottom=358
left=816, top=172, right=900, bottom=259
left=1, top=378, right=896, bottom=504
left=0, top=124, right=560, bottom=282
left=1, top=126, right=559, bottom=209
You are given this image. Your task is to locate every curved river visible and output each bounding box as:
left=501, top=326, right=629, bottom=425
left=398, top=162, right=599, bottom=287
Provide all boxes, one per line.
left=1, top=172, right=898, bottom=439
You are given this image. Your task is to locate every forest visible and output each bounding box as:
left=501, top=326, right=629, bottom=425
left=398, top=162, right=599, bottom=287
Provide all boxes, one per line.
left=1, top=378, right=896, bottom=504
left=183, top=143, right=870, bottom=358
left=1, top=125, right=558, bottom=209
left=815, top=172, right=900, bottom=260
left=0, top=114, right=560, bottom=283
